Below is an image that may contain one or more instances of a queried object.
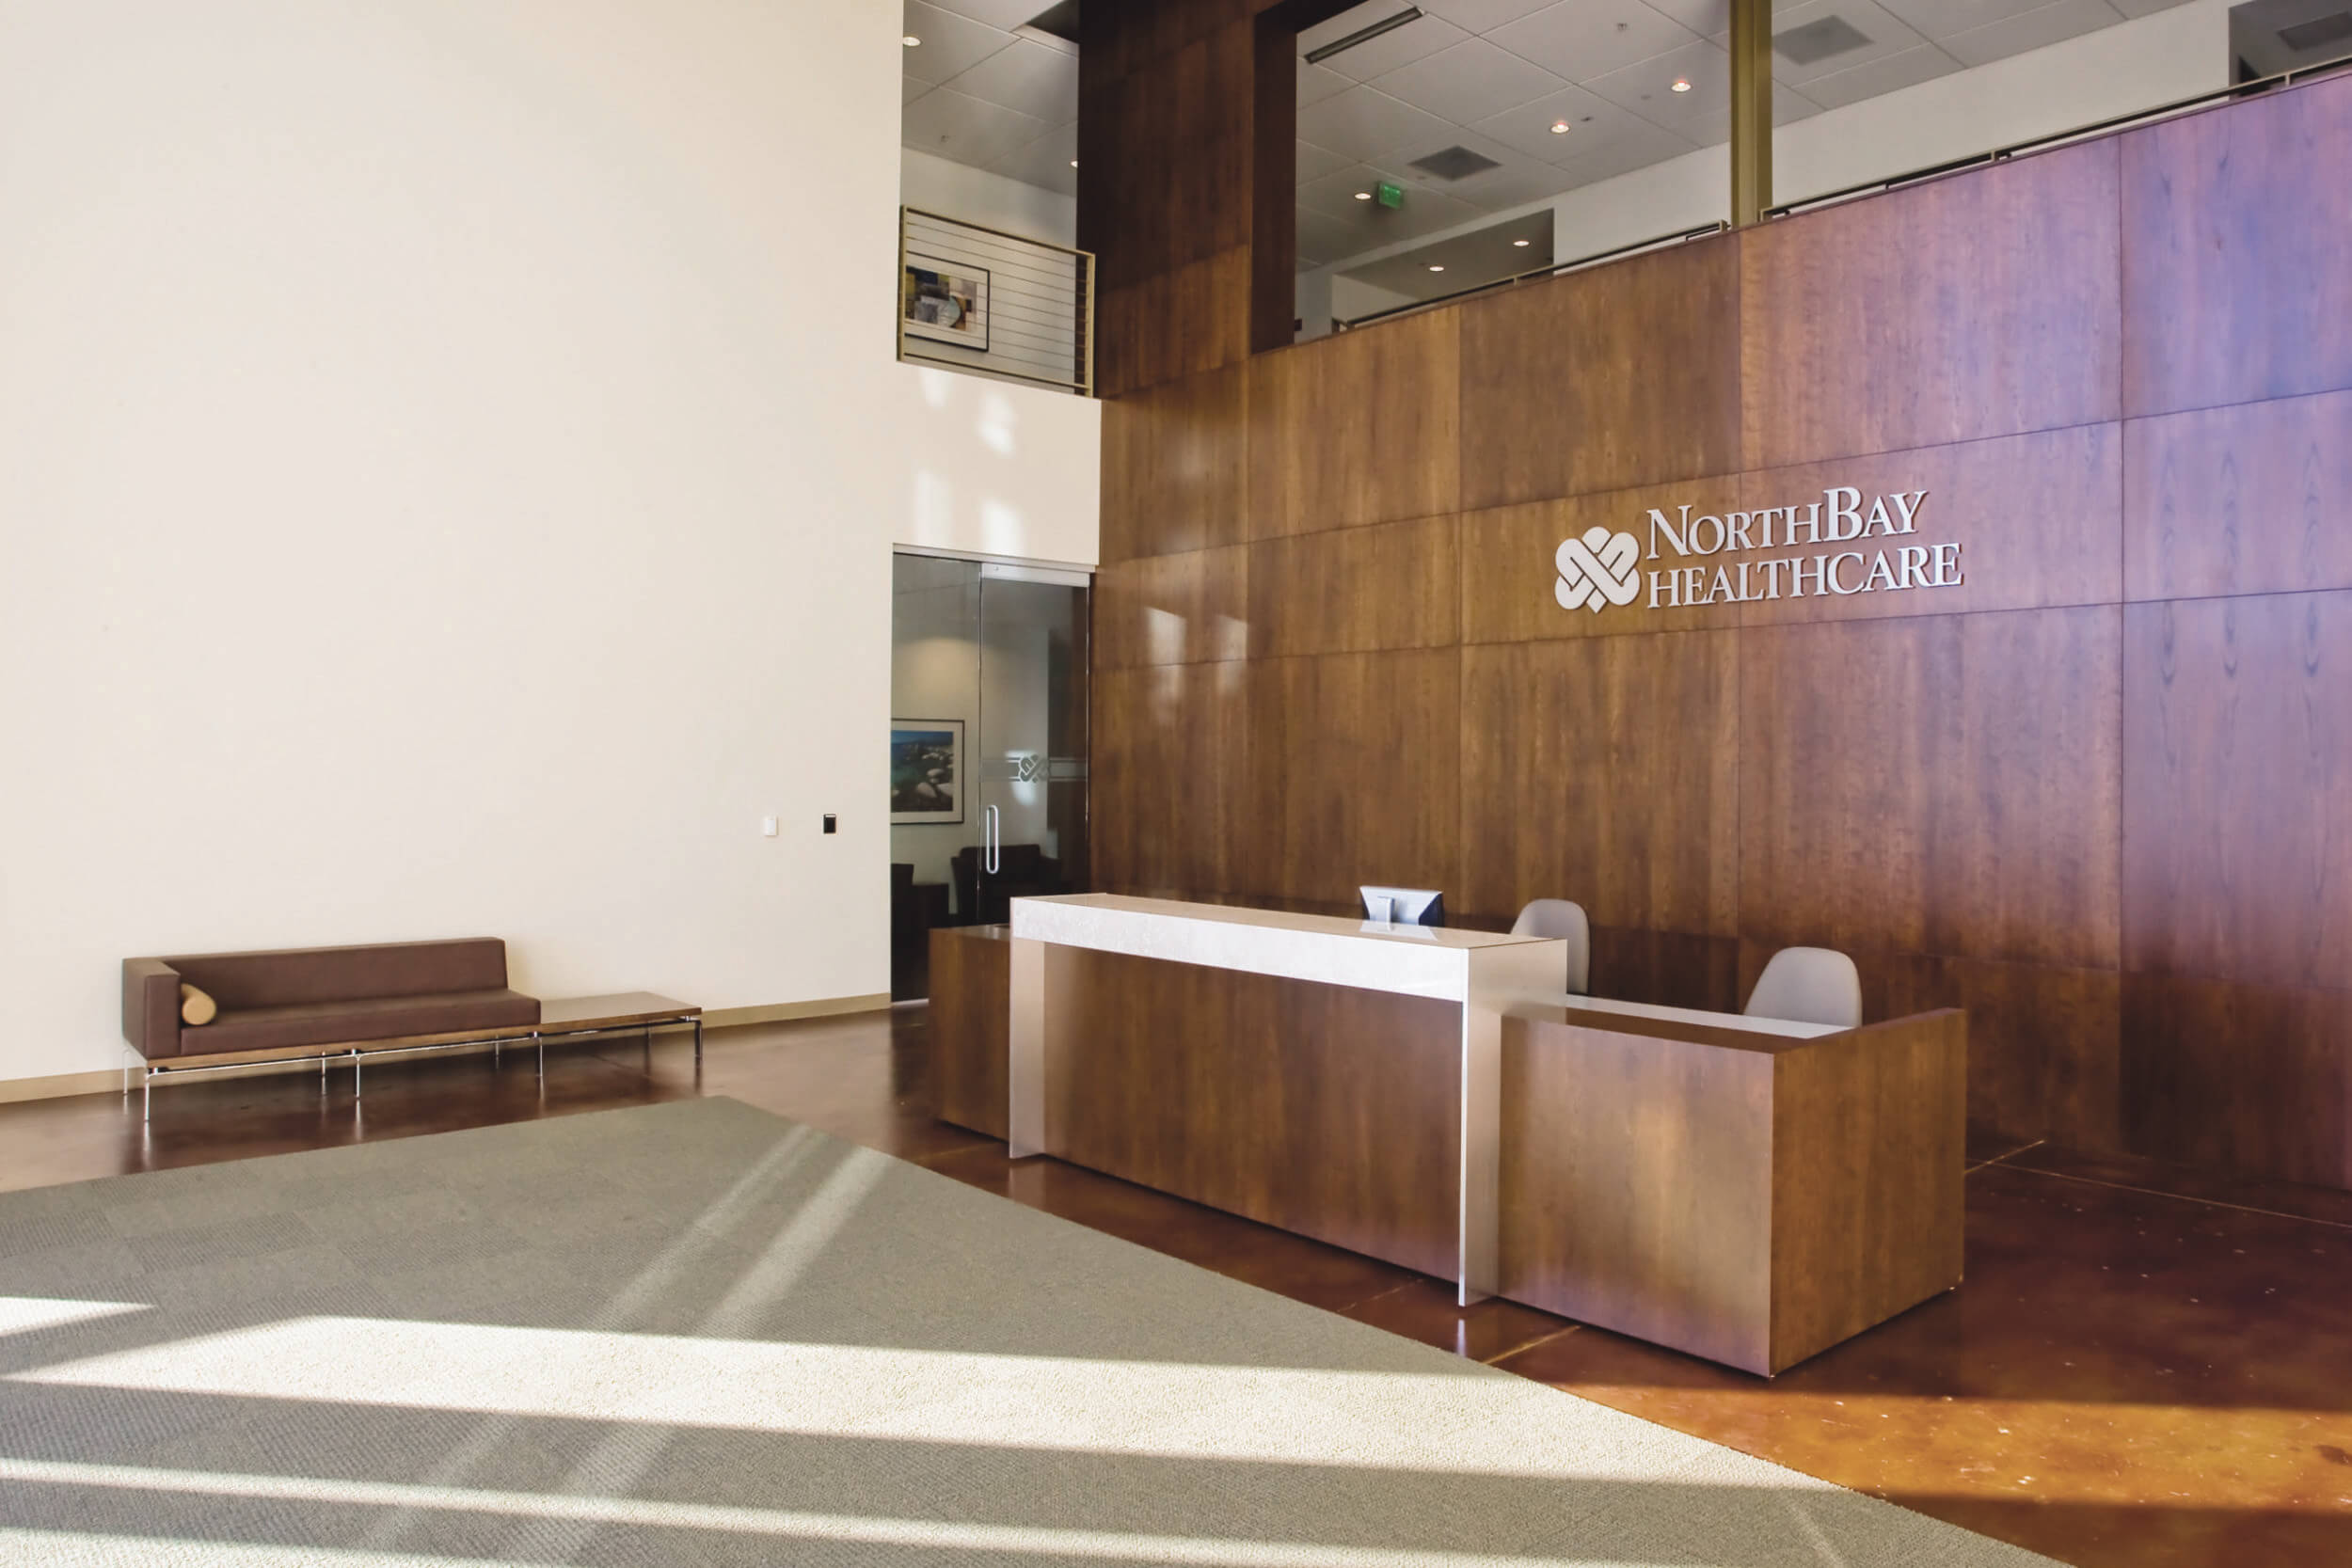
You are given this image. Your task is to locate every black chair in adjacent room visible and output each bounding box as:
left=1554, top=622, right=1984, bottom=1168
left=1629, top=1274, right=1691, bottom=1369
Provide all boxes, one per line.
left=951, top=843, right=1066, bottom=926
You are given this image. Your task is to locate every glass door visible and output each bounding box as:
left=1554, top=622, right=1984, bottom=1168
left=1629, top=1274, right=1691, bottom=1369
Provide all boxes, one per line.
left=973, top=563, right=1090, bottom=926
left=890, top=556, right=985, bottom=1000
left=889, top=554, right=1090, bottom=1000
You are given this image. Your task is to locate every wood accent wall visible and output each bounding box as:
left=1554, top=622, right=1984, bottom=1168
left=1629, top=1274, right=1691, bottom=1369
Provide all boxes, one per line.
left=1077, top=0, right=1353, bottom=396
left=1089, top=72, right=2352, bottom=1191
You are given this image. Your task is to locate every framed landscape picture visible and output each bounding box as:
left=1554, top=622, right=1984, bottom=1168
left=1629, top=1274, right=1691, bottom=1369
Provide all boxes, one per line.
left=890, top=719, right=964, bottom=826
left=901, top=258, right=990, bottom=352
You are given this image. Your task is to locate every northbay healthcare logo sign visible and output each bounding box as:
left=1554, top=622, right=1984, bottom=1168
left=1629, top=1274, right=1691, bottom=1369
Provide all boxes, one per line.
left=1554, top=486, right=1963, bottom=615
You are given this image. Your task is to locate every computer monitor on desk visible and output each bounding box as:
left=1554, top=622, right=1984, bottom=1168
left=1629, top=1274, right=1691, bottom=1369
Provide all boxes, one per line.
left=1360, top=886, right=1445, bottom=927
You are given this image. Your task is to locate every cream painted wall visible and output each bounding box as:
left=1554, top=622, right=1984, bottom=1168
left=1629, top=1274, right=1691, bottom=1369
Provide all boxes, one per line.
left=896, top=365, right=1101, bottom=566
left=0, top=1, right=1097, bottom=1087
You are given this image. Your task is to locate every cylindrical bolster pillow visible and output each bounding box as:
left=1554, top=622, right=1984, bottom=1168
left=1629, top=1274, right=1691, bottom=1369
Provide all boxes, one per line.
left=180, top=984, right=218, bottom=1027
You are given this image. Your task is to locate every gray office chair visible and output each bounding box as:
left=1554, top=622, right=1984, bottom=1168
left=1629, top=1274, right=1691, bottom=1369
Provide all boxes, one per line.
left=1744, top=946, right=1862, bottom=1028
left=1510, top=898, right=1590, bottom=995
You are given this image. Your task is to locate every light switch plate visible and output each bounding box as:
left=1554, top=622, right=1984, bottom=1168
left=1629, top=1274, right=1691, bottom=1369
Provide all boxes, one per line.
left=760, top=816, right=778, bottom=837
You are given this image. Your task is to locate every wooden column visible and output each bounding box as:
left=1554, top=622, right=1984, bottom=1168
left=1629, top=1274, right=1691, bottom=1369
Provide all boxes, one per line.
left=1729, top=0, right=1773, bottom=226
left=1079, top=0, right=1342, bottom=395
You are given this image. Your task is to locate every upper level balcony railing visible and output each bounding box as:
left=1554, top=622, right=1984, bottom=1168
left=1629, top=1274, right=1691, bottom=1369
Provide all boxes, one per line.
left=898, top=207, right=1095, bottom=397
left=1328, top=50, right=2352, bottom=338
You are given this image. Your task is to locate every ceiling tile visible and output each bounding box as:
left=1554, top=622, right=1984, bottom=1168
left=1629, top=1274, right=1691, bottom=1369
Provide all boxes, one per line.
left=1797, top=40, right=1961, bottom=107
left=1296, top=164, right=1488, bottom=244
left=1305, top=8, right=1474, bottom=81
left=1432, top=158, right=1576, bottom=211
left=1487, top=0, right=1706, bottom=82
left=941, top=37, right=1077, bottom=123
left=2110, top=0, right=2197, bottom=15
left=1369, top=185, right=1493, bottom=243
left=1418, top=0, right=1563, bottom=32
left=1369, top=38, right=1570, bottom=120
left=1581, top=37, right=1731, bottom=137
left=1296, top=140, right=1354, bottom=184
left=921, top=0, right=1059, bottom=27
left=904, top=76, right=930, bottom=103
left=1298, top=161, right=1411, bottom=220
left=1549, top=120, right=1702, bottom=197
left=1373, top=125, right=1526, bottom=180
left=1469, top=82, right=1673, bottom=165
left=1648, top=0, right=1733, bottom=32
left=902, top=1, right=1016, bottom=86
left=1299, top=60, right=1356, bottom=107
left=902, top=86, right=1054, bottom=169
left=1775, top=83, right=1823, bottom=121
left=1940, top=0, right=2123, bottom=65
left=989, top=121, right=1079, bottom=198
left=1297, top=84, right=1461, bottom=163
left=1767, top=0, right=1931, bottom=85
left=1875, top=0, right=2056, bottom=37
left=1297, top=208, right=1360, bottom=267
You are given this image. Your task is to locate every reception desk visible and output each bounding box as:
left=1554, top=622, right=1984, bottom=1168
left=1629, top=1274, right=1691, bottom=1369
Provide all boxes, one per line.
left=930, top=898, right=1964, bottom=1374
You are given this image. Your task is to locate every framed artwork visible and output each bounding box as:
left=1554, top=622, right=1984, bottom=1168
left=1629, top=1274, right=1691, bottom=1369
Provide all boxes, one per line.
left=890, top=719, right=965, bottom=826
left=901, top=258, right=990, bottom=352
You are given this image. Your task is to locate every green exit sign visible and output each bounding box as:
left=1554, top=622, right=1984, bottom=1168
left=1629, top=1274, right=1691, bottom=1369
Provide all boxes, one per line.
left=1375, top=182, right=1404, bottom=209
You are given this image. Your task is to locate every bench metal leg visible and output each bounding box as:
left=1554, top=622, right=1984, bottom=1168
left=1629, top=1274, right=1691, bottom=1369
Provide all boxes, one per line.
left=142, top=1069, right=151, bottom=1124
left=694, top=1017, right=703, bottom=1066
left=534, top=1031, right=543, bottom=1088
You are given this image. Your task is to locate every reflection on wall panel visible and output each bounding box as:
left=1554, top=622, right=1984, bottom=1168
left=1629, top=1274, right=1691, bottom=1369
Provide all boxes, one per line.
left=1739, top=138, right=2122, bottom=470
left=2122, top=388, right=2352, bottom=602
left=1246, top=310, right=1461, bottom=538
left=2122, top=75, right=2352, bottom=419
left=1460, top=635, right=1740, bottom=942
left=2122, top=591, right=2352, bottom=993
left=1088, top=71, right=2352, bottom=1187
left=1459, top=236, right=1741, bottom=511
left=1099, top=362, right=1249, bottom=564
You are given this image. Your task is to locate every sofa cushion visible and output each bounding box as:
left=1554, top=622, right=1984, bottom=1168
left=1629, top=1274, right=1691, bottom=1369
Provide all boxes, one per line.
left=168, top=939, right=512, bottom=1011
left=192, top=989, right=540, bottom=1055
left=179, top=984, right=217, bottom=1027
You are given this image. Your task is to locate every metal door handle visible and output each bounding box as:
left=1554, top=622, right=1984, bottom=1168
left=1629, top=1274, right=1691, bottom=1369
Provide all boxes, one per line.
left=985, top=804, right=1001, bottom=875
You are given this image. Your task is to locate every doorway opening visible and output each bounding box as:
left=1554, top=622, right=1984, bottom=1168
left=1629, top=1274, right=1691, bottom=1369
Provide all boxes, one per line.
left=890, top=553, right=1091, bottom=1001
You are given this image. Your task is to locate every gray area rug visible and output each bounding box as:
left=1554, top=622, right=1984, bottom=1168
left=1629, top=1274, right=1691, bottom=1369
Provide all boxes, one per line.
left=0, top=1097, right=2057, bottom=1566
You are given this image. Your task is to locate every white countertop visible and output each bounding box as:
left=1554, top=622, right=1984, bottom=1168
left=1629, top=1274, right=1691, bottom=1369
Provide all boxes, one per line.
left=1009, top=894, right=1563, bottom=1003
left=1524, top=992, right=1843, bottom=1040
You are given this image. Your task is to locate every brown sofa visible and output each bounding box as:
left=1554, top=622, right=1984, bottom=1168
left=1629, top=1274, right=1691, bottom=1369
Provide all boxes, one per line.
left=123, top=938, right=540, bottom=1062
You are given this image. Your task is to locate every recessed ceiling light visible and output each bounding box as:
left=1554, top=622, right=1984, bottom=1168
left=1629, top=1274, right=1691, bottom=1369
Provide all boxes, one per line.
left=1353, top=190, right=1373, bottom=200
left=903, top=34, right=920, bottom=46
left=1070, top=160, right=1078, bottom=167
left=1513, top=238, right=1531, bottom=246
left=1428, top=263, right=1445, bottom=272
left=1549, top=119, right=1571, bottom=134
left=1671, top=77, right=1692, bottom=92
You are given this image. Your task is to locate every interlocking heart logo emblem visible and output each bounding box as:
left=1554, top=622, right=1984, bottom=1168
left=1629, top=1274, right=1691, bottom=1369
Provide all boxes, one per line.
left=1554, top=527, right=1642, bottom=613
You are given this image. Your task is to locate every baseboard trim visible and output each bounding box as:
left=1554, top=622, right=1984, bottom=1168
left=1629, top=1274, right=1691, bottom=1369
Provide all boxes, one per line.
left=0, top=994, right=896, bottom=1106
left=707, top=993, right=892, bottom=1027
left=0, top=1069, right=122, bottom=1105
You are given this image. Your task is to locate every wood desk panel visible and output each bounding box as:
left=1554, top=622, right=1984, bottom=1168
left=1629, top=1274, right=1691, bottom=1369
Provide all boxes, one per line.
left=1042, top=944, right=1463, bottom=1278
left=1502, top=1005, right=1965, bottom=1375
left=930, top=927, right=1010, bottom=1140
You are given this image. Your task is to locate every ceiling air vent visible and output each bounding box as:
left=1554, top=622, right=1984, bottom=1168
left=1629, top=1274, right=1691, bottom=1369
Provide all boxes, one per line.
left=1774, top=15, right=1873, bottom=65
left=2279, top=8, right=2352, bottom=47
left=1409, top=145, right=1502, bottom=182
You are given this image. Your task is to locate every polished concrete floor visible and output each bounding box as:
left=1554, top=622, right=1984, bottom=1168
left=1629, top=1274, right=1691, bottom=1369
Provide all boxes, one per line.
left=8, top=1009, right=2352, bottom=1568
